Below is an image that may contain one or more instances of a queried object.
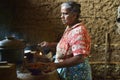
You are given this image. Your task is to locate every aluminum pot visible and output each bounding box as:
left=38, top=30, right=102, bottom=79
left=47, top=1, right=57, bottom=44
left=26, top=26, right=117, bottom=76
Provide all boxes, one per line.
left=0, top=36, right=25, bottom=64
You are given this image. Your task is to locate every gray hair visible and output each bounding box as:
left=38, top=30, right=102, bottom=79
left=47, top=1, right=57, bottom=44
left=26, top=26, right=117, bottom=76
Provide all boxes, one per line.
left=61, top=1, right=81, bottom=17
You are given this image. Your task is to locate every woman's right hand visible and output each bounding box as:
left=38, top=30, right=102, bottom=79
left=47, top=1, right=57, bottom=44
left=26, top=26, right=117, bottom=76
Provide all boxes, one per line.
left=38, top=41, right=49, bottom=47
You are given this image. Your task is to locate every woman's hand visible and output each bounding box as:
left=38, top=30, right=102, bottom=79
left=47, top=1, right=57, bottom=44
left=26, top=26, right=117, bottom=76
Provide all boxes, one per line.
left=38, top=41, right=49, bottom=47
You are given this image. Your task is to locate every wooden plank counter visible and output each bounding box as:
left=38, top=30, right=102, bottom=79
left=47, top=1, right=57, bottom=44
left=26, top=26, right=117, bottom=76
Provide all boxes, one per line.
left=0, top=63, right=17, bottom=80
left=17, top=70, right=60, bottom=80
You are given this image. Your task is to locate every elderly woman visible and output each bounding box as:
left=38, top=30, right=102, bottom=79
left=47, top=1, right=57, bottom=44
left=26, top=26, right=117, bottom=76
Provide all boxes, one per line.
left=29, top=1, right=92, bottom=80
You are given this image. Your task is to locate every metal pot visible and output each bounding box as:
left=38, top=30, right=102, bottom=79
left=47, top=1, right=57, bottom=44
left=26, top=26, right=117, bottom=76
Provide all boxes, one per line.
left=0, top=36, right=25, bottom=64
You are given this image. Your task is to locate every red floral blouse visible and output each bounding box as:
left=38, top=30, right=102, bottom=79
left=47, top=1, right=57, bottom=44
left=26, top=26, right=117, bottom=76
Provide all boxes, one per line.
left=56, top=23, right=91, bottom=58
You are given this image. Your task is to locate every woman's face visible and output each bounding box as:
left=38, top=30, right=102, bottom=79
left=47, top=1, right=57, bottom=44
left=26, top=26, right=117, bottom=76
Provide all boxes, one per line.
left=61, top=6, right=76, bottom=26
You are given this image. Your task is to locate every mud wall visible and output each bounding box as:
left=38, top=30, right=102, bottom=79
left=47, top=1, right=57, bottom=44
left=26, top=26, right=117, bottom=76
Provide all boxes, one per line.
left=0, top=0, right=120, bottom=62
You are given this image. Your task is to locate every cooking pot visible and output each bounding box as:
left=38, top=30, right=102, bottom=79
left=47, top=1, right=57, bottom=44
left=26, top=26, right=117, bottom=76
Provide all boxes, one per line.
left=0, top=36, right=25, bottom=64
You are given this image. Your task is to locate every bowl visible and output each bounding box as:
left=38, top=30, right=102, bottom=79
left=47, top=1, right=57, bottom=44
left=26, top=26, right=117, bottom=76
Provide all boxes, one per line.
left=28, top=68, right=41, bottom=75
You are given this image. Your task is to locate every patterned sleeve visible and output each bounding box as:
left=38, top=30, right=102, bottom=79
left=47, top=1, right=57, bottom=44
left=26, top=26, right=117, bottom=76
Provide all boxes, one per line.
left=70, top=25, right=91, bottom=56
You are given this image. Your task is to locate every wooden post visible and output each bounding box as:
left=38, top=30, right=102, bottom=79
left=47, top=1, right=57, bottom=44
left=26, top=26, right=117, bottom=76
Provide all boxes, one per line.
left=104, top=32, right=110, bottom=80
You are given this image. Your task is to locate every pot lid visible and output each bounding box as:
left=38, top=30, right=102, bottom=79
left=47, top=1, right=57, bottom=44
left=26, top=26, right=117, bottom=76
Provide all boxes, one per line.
left=0, top=36, right=25, bottom=50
